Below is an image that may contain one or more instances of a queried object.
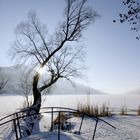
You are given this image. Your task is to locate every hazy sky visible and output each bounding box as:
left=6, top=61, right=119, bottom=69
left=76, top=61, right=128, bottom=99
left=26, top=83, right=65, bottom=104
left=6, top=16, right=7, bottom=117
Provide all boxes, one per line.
left=0, top=0, right=140, bottom=94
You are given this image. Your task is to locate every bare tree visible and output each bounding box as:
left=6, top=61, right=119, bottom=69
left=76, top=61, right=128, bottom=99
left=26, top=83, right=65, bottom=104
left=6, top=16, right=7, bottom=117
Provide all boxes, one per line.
left=10, top=0, right=98, bottom=115
left=0, top=69, right=8, bottom=94
left=0, top=78, right=8, bottom=94
left=18, top=70, right=32, bottom=107
left=114, top=0, right=140, bottom=39
left=9, top=0, right=98, bottom=136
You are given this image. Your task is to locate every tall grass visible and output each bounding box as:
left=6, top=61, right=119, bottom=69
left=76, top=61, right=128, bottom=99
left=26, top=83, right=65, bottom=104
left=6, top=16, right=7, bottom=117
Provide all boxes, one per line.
left=137, top=105, right=140, bottom=116
left=120, top=106, right=127, bottom=115
left=77, top=103, right=111, bottom=117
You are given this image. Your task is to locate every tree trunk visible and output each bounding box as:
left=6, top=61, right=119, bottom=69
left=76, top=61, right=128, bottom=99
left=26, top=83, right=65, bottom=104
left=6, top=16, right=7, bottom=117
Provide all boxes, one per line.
left=32, top=73, right=41, bottom=114
left=20, top=73, right=41, bottom=138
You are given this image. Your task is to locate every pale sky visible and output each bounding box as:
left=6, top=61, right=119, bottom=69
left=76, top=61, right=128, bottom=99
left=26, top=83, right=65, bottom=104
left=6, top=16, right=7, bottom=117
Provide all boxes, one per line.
left=0, top=0, right=140, bottom=94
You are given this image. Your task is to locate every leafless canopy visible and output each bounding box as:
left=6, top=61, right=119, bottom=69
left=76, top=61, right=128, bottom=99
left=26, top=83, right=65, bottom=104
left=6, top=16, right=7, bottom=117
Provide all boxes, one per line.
left=10, top=0, right=98, bottom=93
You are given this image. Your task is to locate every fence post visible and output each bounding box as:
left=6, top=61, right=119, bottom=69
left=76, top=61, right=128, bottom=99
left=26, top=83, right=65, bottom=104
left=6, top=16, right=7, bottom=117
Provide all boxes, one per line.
left=58, top=111, right=61, bottom=140
left=51, top=107, right=53, bottom=131
left=78, top=114, right=85, bottom=135
left=16, top=113, right=22, bottom=138
left=13, top=118, right=18, bottom=140
left=92, top=118, right=99, bottom=140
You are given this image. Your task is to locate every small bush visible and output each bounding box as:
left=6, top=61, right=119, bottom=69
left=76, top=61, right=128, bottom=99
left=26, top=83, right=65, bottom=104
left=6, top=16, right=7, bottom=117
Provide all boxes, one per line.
left=53, top=112, right=72, bottom=131
left=77, top=103, right=111, bottom=117
left=17, top=100, right=32, bottom=112
left=53, top=112, right=67, bottom=124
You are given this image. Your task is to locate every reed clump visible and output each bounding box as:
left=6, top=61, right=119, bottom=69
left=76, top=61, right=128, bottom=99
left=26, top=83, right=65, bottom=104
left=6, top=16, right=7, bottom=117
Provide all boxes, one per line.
left=77, top=103, right=111, bottom=117
left=137, top=105, right=140, bottom=116
left=120, top=106, right=127, bottom=115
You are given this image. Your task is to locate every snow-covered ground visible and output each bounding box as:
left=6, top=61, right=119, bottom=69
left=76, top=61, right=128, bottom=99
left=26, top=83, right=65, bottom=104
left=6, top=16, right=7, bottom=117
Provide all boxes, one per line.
left=1, top=106, right=140, bottom=140
left=0, top=96, right=140, bottom=140
left=19, top=115, right=140, bottom=140
left=21, top=132, right=85, bottom=140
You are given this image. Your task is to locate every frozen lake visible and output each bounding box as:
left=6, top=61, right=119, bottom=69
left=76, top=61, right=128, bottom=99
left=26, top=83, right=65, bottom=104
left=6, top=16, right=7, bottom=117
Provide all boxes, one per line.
left=0, top=94, right=140, bottom=116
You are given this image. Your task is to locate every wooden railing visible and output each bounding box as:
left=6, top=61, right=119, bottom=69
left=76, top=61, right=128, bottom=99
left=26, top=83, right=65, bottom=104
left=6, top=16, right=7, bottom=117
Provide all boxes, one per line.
left=0, top=107, right=116, bottom=140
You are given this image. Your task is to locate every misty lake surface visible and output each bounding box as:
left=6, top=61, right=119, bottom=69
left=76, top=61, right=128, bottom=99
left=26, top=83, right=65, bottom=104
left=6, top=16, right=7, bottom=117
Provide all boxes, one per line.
left=42, top=94, right=140, bottom=109
left=0, top=94, right=140, bottom=116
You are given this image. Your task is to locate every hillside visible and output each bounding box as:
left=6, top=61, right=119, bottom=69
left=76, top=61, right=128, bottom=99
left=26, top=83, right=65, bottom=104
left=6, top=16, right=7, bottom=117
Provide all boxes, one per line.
left=0, top=64, right=34, bottom=95
left=0, top=65, right=106, bottom=95
left=125, top=87, right=140, bottom=95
